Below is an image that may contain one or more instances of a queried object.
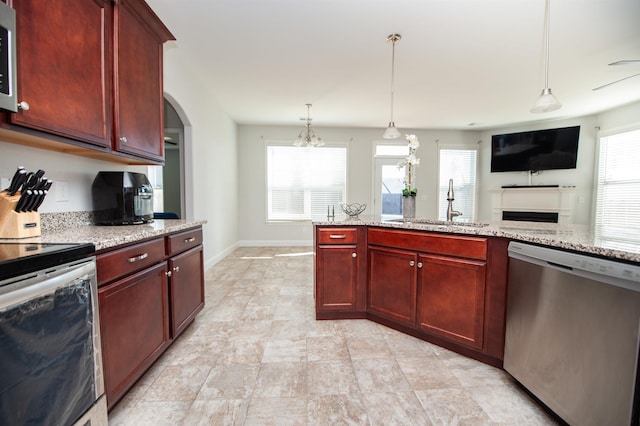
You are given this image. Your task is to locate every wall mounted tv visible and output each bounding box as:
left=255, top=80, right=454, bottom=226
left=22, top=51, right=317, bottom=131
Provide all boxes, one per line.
left=490, top=125, right=580, bottom=172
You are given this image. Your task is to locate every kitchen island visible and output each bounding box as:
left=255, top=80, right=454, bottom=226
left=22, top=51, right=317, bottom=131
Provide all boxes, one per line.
left=313, top=216, right=640, bottom=368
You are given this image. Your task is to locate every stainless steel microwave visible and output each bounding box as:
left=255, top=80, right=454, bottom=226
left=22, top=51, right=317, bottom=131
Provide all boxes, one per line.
left=0, top=2, right=17, bottom=112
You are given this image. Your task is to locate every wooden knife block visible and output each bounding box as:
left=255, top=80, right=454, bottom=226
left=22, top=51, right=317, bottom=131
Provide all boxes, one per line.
left=0, top=191, right=41, bottom=239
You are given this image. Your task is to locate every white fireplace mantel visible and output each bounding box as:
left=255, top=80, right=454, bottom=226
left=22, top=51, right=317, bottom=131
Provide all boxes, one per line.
left=491, top=186, right=575, bottom=224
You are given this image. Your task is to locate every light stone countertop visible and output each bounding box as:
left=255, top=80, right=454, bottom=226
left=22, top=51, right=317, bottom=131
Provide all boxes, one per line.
left=314, top=215, right=640, bottom=264
left=19, top=212, right=207, bottom=251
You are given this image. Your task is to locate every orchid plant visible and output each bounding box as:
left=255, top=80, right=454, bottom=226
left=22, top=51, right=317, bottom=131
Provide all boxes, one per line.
left=397, top=134, right=420, bottom=197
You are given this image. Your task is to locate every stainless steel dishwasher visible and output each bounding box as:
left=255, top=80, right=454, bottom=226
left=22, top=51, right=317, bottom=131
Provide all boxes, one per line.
left=505, top=241, right=640, bottom=426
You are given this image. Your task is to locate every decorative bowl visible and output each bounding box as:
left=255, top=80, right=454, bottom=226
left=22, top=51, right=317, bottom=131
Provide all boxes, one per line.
left=341, top=203, right=366, bottom=220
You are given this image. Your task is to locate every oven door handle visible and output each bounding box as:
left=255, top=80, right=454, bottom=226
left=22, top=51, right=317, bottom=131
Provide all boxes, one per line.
left=0, top=259, right=95, bottom=310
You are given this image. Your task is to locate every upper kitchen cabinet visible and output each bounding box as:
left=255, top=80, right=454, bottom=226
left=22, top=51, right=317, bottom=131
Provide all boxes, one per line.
left=9, top=0, right=112, bottom=148
left=1, top=0, right=174, bottom=165
left=113, top=0, right=174, bottom=162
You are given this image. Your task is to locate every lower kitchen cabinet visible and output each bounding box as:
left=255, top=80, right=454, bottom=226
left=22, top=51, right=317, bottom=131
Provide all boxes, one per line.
left=97, top=226, right=205, bottom=409
left=315, top=226, right=366, bottom=318
left=168, top=245, right=205, bottom=337
left=98, top=262, right=170, bottom=408
left=315, top=225, right=509, bottom=367
left=416, top=253, right=486, bottom=350
left=368, top=246, right=417, bottom=326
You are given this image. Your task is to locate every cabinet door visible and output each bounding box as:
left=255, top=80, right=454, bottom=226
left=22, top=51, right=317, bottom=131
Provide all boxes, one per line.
left=368, top=246, right=417, bottom=326
left=316, top=245, right=359, bottom=312
left=11, top=0, right=111, bottom=147
left=113, top=0, right=170, bottom=162
left=169, top=246, right=204, bottom=338
left=98, top=261, right=170, bottom=409
left=416, top=254, right=486, bottom=349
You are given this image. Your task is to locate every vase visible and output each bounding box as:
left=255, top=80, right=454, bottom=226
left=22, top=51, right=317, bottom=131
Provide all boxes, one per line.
left=402, top=196, right=416, bottom=218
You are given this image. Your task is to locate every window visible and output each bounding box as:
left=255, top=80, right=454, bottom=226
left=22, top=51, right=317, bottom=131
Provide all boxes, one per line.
left=374, top=142, right=409, bottom=219
left=266, top=143, right=347, bottom=221
left=594, top=128, right=640, bottom=251
left=438, top=147, right=477, bottom=222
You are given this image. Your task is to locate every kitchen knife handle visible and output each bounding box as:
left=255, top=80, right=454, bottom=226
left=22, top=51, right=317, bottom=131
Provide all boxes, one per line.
left=15, top=189, right=31, bottom=212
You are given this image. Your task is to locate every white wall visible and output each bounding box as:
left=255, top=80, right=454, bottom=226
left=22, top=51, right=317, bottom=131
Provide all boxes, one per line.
left=161, top=43, right=239, bottom=269
left=237, top=124, right=480, bottom=245
left=477, top=115, right=599, bottom=225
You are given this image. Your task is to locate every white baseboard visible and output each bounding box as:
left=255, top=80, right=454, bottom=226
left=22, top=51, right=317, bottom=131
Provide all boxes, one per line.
left=238, top=240, right=313, bottom=247
left=204, top=241, right=239, bottom=270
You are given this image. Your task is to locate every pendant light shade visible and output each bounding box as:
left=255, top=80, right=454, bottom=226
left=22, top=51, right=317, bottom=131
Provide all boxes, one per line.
left=531, top=0, right=561, bottom=113
left=383, top=34, right=402, bottom=139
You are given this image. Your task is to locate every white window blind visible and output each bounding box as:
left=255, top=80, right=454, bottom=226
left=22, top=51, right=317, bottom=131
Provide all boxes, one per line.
left=266, top=144, right=347, bottom=221
left=438, top=148, right=477, bottom=222
left=594, top=128, right=640, bottom=251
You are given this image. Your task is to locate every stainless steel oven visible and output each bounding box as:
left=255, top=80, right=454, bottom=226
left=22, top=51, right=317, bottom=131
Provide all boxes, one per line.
left=0, top=243, right=107, bottom=426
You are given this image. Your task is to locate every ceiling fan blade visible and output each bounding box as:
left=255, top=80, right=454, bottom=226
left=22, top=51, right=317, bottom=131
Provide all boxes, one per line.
left=608, top=60, right=640, bottom=66
left=593, top=72, right=640, bottom=91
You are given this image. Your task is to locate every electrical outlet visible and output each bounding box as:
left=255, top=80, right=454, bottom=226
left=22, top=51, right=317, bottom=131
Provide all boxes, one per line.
left=56, top=181, right=69, bottom=202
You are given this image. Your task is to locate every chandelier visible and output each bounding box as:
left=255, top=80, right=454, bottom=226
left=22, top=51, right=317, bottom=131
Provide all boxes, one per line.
left=293, top=104, right=324, bottom=147
left=383, top=34, right=402, bottom=139
left=531, top=0, right=561, bottom=113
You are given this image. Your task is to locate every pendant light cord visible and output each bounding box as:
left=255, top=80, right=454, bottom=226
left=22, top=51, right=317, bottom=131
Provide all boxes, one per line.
left=389, top=37, right=396, bottom=123
left=543, top=0, right=551, bottom=89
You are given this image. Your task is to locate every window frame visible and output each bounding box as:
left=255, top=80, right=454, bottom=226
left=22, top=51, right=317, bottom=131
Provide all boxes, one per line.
left=264, top=139, right=349, bottom=223
left=593, top=125, right=640, bottom=250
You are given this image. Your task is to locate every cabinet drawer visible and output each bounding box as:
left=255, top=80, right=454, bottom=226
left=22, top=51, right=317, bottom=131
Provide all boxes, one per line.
left=317, top=227, right=358, bottom=245
left=97, top=238, right=165, bottom=285
left=166, top=228, right=203, bottom=256
left=368, top=228, right=487, bottom=260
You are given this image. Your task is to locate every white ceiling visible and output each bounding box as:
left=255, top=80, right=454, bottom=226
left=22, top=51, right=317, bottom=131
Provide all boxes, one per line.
left=146, top=0, right=640, bottom=131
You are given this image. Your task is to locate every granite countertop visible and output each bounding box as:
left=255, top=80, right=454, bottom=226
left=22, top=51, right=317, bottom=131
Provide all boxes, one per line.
left=313, top=215, right=640, bottom=264
left=18, top=212, right=206, bottom=251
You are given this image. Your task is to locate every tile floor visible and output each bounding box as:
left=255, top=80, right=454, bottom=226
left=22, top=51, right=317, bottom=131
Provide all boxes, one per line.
left=107, top=246, right=558, bottom=425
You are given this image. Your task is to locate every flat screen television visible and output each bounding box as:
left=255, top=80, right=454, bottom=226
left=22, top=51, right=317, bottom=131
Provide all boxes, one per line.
left=490, top=125, right=580, bottom=172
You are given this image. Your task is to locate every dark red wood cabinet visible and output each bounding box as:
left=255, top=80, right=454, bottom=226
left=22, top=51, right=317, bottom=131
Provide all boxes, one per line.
left=97, top=226, right=205, bottom=409
left=315, top=225, right=509, bottom=367
left=9, top=0, right=112, bottom=147
left=315, top=226, right=366, bottom=318
left=3, top=0, right=174, bottom=164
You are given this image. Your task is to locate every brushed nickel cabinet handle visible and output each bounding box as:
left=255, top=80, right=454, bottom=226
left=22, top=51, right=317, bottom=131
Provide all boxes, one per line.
left=352, top=253, right=357, bottom=258
left=329, top=234, right=347, bottom=239
left=417, top=262, right=423, bottom=268
left=128, top=253, right=148, bottom=263
left=166, top=270, right=172, bottom=277
left=173, top=266, right=180, bottom=273
left=184, top=237, right=196, bottom=243
left=120, top=136, right=127, bottom=144
left=18, top=101, right=30, bottom=110
left=409, top=260, right=415, bottom=267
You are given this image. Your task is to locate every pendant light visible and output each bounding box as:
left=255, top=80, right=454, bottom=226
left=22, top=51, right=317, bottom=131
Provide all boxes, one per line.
left=383, top=34, right=402, bottom=139
left=293, top=104, right=324, bottom=147
left=531, top=0, right=561, bottom=113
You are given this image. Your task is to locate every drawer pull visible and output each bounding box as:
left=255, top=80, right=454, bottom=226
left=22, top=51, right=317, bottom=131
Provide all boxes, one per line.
left=184, top=237, right=196, bottom=243
left=329, top=234, right=347, bottom=239
left=173, top=266, right=180, bottom=273
left=128, top=253, right=149, bottom=263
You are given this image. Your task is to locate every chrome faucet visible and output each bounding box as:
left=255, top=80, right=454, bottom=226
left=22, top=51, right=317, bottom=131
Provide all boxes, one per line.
left=446, top=178, right=462, bottom=222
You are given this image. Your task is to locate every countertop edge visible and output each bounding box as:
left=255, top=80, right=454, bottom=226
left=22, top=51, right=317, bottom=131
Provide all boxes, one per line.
left=313, top=218, right=640, bottom=264
left=34, top=219, right=207, bottom=251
